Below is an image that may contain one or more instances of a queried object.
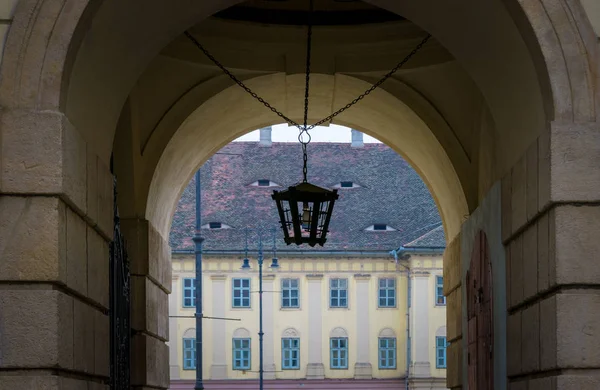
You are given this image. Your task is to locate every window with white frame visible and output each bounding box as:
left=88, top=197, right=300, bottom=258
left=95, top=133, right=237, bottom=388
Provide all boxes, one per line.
left=281, top=278, right=300, bottom=308
left=436, top=276, right=446, bottom=305
left=183, top=338, right=196, bottom=369
left=330, top=337, right=348, bottom=369
left=378, top=337, right=396, bottom=369
left=183, top=278, right=196, bottom=308
left=281, top=338, right=300, bottom=369
left=232, top=278, right=251, bottom=308
left=233, top=338, right=251, bottom=370
left=330, top=278, right=348, bottom=308
left=436, top=336, right=447, bottom=368
left=378, top=278, right=396, bottom=307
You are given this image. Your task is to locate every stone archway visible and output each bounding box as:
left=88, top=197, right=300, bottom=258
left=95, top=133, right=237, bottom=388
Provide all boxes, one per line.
left=0, top=1, right=598, bottom=389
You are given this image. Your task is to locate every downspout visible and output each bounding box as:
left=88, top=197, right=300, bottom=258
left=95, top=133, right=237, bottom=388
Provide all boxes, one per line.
left=390, top=249, right=410, bottom=390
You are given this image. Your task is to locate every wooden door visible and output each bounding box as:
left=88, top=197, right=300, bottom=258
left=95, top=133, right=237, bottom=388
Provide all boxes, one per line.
left=467, top=230, right=493, bottom=389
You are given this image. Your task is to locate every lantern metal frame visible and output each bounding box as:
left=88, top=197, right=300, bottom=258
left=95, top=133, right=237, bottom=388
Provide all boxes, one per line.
left=272, top=182, right=338, bottom=247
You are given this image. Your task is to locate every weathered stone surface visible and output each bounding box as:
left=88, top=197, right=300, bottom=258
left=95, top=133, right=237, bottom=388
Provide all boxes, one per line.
left=131, top=334, right=170, bottom=388
left=501, top=171, right=512, bottom=242
left=446, top=337, right=462, bottom=388
left=0, top=196, right=66, bottom=283
left=549, top=122, right=600, bottom=203
left=509, top=380, right=527, bottom=390
left=148, top=222, right=172, bottom=291
left=443, top=233, right=461, bottom=295
left=538, top=130, right=551, bottom=210
left=522, top=225, right=538, bottom=300
left=131, top=275, right=169, bottom=340
left=526, top=141, right=538, bottom=221
left=556, top=291, right=600, bottom=368
left=446, top=287, right=462, bottom=341
left=554, top=205, right=600, bottom=285
left=509, top=235, right=524, bottom=308
left=0, top=109, right=87, bottom=212
left=537, top=212, right=550, bottom=293
left=96, top=158, right=113, bottom=238
left=87, top=226, right=110, bottom=309
left=529, top=377, right=556, bottom=390
left=540, top=294, right=557, bottom=370
left=0, top=374, right=91, bottom=390
left=507, top=311, right=522, bottom=376
left=73, top=299, right=95, bottom=373
left=556, top=375, right=600, bottom=389
left=511, top=155, right=527, bottom=234
left=521, top=303, right=540, bottom=373
left=0, top=289, right=73, bottom=368
left=95, top=310, right=110, bottom=377
left=66, top=207, right=87, bottom=296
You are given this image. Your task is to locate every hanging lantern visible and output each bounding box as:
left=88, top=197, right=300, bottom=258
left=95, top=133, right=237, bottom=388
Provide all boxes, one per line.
left=272, top=182, right=338, bottom=247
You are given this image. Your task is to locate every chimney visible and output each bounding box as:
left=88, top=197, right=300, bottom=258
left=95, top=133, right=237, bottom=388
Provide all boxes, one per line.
left=259, top=126, right=272, bottom=147
left=351, top=129, right=364, bottom=148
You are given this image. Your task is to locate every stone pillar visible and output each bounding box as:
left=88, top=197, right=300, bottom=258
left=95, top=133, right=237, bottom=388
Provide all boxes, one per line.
left=263, top=275, right=276, bottom=379
left=443, top=234, right=462, bottom=390
left=0, top=110, right=112, bottom=388
left=411, top=272, right=431, bottom=377
left=354, top=274, right=372, bottom=379
left=121, top=218, right=171, bottom=389
left=306, top=274, right=325, bottom=379
left=210, top=275, right=228, bottom=379
left=169, top=276, right=181, bottom=379
left=502, top=122, right=600, bottom=389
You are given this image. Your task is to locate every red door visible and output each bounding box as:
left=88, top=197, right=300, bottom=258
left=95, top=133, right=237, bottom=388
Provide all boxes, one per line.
left=467, top=230, right=493, bottom=389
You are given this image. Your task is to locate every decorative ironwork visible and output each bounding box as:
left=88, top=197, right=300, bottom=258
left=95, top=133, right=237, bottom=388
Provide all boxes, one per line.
left=110, top=174, right=131, bottom=390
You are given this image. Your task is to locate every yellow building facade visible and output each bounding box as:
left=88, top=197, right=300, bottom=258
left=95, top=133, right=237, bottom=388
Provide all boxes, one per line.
left=168, top=252, right=447, bottom=388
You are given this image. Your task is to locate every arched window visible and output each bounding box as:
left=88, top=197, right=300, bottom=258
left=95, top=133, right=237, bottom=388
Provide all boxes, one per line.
left=378, top=328, right=397, bottom=369
left=281, top=328, right=300, bottom=370
left=436, top=327, right=447, bottom=369
left=232, top=328, right=251, bottom=370
left=182, top=328, right=196, bottom=370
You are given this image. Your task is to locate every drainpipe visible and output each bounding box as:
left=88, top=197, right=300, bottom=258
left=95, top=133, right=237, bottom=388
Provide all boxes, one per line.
left=390, top=249, right=411, bottom=390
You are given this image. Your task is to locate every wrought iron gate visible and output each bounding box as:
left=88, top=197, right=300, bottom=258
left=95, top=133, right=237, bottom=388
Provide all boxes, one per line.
left=467, top=230, right=493, bottom=390
left=109, top=175, right=131, bottom=389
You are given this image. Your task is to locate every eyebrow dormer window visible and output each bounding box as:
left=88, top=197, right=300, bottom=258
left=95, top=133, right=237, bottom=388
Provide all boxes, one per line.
left=201, top=222, right=232, bottom=230
left=333, top=181, right=361, bottom=189
left=365, top=224, right=396, bottom=232
left=249, top=180, right=280, bottom=187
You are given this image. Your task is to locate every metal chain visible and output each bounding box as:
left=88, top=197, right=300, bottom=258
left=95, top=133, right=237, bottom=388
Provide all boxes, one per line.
left=300, top=0, right=314, bottom=182
left=183, top=31, right=431, bottom=130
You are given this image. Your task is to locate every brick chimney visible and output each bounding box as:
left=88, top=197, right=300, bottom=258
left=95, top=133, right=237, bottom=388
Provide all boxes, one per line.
left=351, top=129, right=364, bottom=148
left=259, top=126, right=272, bottom=147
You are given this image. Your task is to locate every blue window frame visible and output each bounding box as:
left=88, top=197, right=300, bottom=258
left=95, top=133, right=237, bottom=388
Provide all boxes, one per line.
left=232, top=278, right=251, bottom=308
left=183, top=278, right=196, bottom=308
left=183, top=338, right=196, bottom=369
left=330, top=337, right=348, bottom=369
left=378, top=278, right=396, bottom=307
left=378, top=338, right=396, bottom=369
left=233, top=338, right=251, bottom=370
left=281, top=278, right=300, bottom=308
left=436, top=276, right=446, bottom=305
left=281, top=338, right=300, bottom=369
left=436, top=336, right=447, bottom=368
left=330, top=278, right=348, bottom=308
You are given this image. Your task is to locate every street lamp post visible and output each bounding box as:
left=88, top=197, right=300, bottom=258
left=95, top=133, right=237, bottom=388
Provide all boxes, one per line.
left=240, top=228, right=279, bottom=390
left=193, top=170, right=204, bottom=390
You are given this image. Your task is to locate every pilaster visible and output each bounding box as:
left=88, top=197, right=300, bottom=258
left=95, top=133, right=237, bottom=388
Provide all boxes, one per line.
left=306, top=274, right=324, bottom=379
left=263, top=274, right=276, bottom=380
left=210, top=274, right=228, bottom=379
left=411, top=271, right=431, bottom=377
left=354, top=274, right=372, bottom=379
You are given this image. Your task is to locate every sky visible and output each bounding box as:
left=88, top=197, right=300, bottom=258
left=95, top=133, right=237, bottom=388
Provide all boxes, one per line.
left=234, top=123, right=382, bottom=143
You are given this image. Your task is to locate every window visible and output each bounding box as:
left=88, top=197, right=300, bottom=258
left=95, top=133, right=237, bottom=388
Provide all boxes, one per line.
left=364, top=224, right=397, bottom=231
left=183, top=278, right=196, bottom=308
left=282, top=338, right=300, bottom=369
left=233, top=338, right=251, bottom=370
left=330, top=337, right=348, bottom=369
left=232, top=278, right=251, bottom=308
left=436, top=276, right=446, bottom=305
left=281, top=278, right=300, bottom=308
left=379, top=278, right=396, bottom=307
left=201, top=222, right=232, bottom=229
left=329, top=278, right=348, bottom=308
left=378, top=338, right=396, bottom=369
left=436, top=336, right=447, bottom=368
left=333, top=181, right=361, bottom=189
left=183, top=338, right=196, bottom=370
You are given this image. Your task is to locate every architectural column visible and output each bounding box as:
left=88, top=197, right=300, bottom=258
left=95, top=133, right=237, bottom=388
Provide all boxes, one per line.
left=354, top=274, right=372, bottom=379
left=306, top=274, right=325, bottom=379
left=210, top=275, right=228, bottom=379
left=0, top=111, right=113, bottom=388
left=169, top=276, right=181, bottom=379
left=411, top=272, right=431, bottom=377
left=263, top=275, right=276, bottom=379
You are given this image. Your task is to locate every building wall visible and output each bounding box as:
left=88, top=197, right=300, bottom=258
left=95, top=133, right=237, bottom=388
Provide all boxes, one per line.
left=169, top=254, right=446, bottom=387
